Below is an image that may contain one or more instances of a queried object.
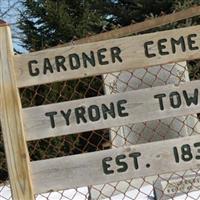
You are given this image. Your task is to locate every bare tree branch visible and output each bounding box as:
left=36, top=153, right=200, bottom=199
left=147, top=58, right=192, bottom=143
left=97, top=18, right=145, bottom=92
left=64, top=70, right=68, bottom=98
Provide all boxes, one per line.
left=0, top=1, right=20, bottom=18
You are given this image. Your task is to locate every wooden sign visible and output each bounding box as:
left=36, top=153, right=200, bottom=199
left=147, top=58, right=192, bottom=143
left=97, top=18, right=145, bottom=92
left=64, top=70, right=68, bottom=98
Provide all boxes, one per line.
left=15, top=25, right=200, bottom=87
left=1, top=21, right=200, bottom=200
left=31, top=135, right=200, bottom=193
left=24, top=79, right=200, bottom=141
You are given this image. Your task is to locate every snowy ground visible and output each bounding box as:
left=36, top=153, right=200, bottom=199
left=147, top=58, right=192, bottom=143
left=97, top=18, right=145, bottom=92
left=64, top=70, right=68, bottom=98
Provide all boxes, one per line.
left=0, top=184, right=153, bottom=200
left=1, top=184, right=200, bottom=199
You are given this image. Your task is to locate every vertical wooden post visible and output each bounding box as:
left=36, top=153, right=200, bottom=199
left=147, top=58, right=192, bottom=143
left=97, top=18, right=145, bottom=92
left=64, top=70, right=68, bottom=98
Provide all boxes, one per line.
left=0, top=25, right=34, bottom=199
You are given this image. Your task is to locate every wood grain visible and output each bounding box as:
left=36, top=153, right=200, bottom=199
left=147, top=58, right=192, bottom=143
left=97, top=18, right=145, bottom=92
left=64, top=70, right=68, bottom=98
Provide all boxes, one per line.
left=15, top=25, right=200, bottom=87
left=31, top=134, right=200, bottom=194
left=24, top=79, right=200, bottom=141
left=0, top=26, right=34, bottom=199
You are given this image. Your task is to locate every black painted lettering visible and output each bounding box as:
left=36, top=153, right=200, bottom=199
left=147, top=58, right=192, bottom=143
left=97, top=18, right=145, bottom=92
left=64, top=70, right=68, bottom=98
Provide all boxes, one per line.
left=75, top=107, right=87, bottom=124
left=129, top=152, right=141, bottom=170
left=183, top=89, right=198, bottom=106
left=158, top=39, right=169, bottom=55
left=111, top=47, right=123, bottom=63
left=188, top=34, right=199, bottom=50
left=82, top=51, right=95, bottom=68
left=144, top=41, right=156, bottom=58
left=171, top=37, right=186, bottom=54
left=88, top=105, right=101, bottom=122
left=102, top=157, right=114, bottom=175
left=60, top=109, right=71, bottom=126
left=43, top=58, right=54, bottom=74
left=102, top=103, right=116, bottom=120
left=69, top=53, right=81, bottom=70
left=116, top=154, right=128, bottom=173
left=55, top=56, right=67, bottom=72
left=97, top=48, right=109, bottom=65
left=173, top=147, right=179, bottom=163
left=45, top=111, right=57, bottom=128
left=154, top=93, right=166, bottom=111
left=181, top=144, right=193, bottom=162
left=117, top=99, right=129, bottom=117
left=194, top=142, right=200, bottom=160
left=28, top=60, right=39, bottom=76
left=170, top=91, right=182, bottom=108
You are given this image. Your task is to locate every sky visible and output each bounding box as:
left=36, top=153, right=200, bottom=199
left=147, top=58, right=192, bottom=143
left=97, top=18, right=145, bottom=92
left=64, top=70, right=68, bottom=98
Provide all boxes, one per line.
left=0, top=0, right=26, bottom=52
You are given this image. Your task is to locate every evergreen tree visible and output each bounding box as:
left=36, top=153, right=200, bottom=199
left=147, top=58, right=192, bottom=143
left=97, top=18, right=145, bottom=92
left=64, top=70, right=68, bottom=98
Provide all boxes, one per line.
left=95, top=0, right=174, bottom=29
left=19, top=0, right=200, bottom=51
left=95, top=0, right=200, bottom=31
left=19, top=0, right=104, bottom=51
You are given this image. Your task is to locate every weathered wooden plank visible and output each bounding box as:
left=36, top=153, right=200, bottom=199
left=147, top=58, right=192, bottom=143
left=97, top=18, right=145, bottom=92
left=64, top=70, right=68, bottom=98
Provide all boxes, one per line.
left=0, top=26, right=34, bottom=199
left=15, top=25, right=200, bottom=87
left=24, top=79, right=200, bottom=141
left=31, top=134, right=200, bottom=194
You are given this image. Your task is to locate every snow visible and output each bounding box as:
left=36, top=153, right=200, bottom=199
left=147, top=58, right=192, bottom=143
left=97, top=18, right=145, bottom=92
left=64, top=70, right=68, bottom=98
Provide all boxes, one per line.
left=1, top=184, right=200, bottom=199
left=0, top=185, right=90, bottom=200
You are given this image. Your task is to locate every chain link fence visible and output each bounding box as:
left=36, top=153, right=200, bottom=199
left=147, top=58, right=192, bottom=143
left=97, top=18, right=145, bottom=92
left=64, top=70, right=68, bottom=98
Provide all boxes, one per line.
left=1, top=60, right=200, bottom=199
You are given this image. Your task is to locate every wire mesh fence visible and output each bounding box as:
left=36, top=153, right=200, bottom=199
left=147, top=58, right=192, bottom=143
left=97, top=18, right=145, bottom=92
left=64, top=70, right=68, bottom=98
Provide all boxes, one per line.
left=1, top=60, right=200, bottom=200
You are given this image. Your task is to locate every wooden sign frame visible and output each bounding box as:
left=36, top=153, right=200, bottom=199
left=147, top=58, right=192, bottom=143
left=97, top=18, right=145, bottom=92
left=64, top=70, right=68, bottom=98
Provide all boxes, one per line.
left=1, top=16, right=200, bottom=199
left=0, top=25, right=34, bottom=199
